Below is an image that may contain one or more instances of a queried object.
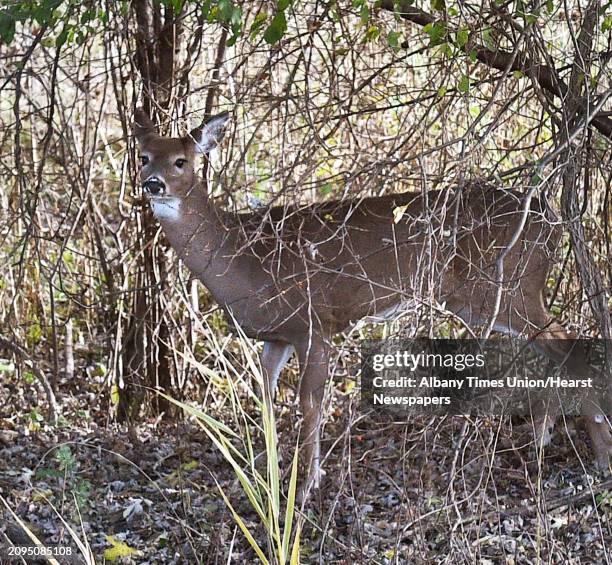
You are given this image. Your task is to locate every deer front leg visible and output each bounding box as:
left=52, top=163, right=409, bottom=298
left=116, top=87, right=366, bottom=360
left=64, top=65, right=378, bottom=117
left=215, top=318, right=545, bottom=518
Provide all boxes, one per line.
left=295, top=339, right=330, bottom=498
left=260, top=341, right=294, bottom=414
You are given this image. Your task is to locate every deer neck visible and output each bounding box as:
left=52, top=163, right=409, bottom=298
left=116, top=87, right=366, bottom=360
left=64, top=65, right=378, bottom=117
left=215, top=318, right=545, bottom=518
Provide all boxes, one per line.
left=150, top=190, right=240, bottom=294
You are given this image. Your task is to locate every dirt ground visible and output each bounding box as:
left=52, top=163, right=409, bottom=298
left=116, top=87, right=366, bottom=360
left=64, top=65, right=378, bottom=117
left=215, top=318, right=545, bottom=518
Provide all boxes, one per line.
left=1, top=375, right=611, bottom=564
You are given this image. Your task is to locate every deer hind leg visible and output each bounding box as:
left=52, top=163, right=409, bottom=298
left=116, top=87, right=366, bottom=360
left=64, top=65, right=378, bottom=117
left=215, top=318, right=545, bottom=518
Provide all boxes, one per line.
left=530, top=319, right=612, bottom=469
left=447, top=299, right=563, bottom=448
left=295, top=338, right=330, bottom=498
left=448, top=288, right=611, bottom=466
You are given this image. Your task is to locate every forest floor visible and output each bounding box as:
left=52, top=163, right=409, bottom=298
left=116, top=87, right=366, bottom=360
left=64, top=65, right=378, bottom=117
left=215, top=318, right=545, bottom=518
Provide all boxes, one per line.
left=1, top=374, right=611, bottom=564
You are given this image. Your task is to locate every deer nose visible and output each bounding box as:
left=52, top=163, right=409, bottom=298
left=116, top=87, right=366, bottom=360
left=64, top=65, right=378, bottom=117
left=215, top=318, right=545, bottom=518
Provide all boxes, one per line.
left=143, top=178, right=166, bottom=196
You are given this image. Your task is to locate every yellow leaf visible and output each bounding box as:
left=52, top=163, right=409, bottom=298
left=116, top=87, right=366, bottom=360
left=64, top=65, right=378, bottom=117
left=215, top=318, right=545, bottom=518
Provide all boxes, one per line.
left=104, top=535, right=141, bottom=561
left=32, top=490, right=53, bottom=502
left=181, top=460, right=198, bottom=471
left=110, top=385, right=120, bottom=406
left=343, top=379, right=356, bottom=394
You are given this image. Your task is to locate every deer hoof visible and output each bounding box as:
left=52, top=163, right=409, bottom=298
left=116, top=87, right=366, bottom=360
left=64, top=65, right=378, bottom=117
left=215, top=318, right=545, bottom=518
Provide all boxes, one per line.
left=586, top=416, right=612, bottom=472
left=297, top=465, right=326, bottom=505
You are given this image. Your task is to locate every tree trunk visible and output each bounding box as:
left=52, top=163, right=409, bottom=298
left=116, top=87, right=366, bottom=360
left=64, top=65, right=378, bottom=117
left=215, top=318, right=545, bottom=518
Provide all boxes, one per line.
left=559, top=0, right=612, bottom=344
left=118, top=0, right=183, bottom=420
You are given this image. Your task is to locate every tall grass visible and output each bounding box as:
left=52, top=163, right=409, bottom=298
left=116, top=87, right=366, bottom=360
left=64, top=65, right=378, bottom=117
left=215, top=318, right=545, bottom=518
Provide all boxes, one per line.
left=160, top=321, right=302, bottom=564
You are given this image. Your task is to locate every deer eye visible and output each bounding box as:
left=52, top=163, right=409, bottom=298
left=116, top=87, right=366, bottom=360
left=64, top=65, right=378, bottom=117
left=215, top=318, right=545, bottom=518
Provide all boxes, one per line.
left=175, top=158, right=187, bottom=168
left=140, top=155, right=149, bottom=166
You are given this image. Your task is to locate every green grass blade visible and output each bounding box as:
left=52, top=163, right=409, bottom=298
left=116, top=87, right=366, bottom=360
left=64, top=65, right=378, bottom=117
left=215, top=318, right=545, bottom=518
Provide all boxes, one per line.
left=290, top=523, right=302, bottom=565
left=281, top=440, right=300, bottom=561
left=216, top=480, right=270, bottom=564
left=157, top=391, right=237, bottom=437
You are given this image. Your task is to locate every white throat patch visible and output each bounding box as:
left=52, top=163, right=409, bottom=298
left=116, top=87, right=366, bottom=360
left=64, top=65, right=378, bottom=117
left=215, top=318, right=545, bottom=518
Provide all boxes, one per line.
left=150, top=197, right=182, bottom=222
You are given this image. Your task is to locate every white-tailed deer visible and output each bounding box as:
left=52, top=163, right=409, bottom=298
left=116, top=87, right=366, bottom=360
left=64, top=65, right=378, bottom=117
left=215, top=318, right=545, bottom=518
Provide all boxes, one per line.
left=134, top=109, right=611, bottom=494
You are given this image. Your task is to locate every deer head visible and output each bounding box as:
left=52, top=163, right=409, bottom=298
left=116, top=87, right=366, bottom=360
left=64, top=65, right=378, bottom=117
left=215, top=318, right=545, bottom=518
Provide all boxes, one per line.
left=134, top=109, right=229, bottom=206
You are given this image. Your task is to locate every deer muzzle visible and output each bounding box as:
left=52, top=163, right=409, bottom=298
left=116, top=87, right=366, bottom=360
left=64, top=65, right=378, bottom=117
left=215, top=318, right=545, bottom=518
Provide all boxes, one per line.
left=142, top=178, right=166, bottom=196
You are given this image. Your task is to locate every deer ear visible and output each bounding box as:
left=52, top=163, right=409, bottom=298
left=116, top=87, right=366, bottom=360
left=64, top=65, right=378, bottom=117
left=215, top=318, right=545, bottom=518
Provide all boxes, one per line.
left=134, top=109, right=157, bottom=144
left=189, top=112, right=230, bottom=154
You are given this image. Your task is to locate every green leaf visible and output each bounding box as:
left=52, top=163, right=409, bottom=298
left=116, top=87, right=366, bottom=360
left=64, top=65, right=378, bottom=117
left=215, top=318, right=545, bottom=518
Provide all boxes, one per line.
left=54, top=445, right=76, bottom=471
left=482, top=27, right=495, bottom=50
left=437, top=86, right=447, bottom=97
left=250, top=11, right=268, bottom=38
left=320, top=183, right=333, bottom=195
left=218, top=0, right=235, bottom=22
left=439, top=41, right=452, bottom=57
left=458, top=75, right=470, bottom=93
left=387, top=30, right=401, bottom=51
left=423, top=21, right=446, bottom=46
left=80, top=9, right=94, bottom=24
left=32, top=0, right=60, bottom=26
left=97, top=9, right=108, bottom=24
left=604, top=16, right=612, bottom=31
left=431, top=0, right=446, bottom=11
left=360, top=3, right=370, bottom=24
left=228, top=4, right=243, bottom=43
left=0, top=12, right=16, bottom=44
left=231, top=5, right=242, bottom=26
left=364, top=24, right=380, bottom=42
left=264, top=11, right=287, bottom=44
left=201, top=0, right=213, bottom=18
left=456, top=27, right=469, bottom=47
left=27, top=323, right=42, bottom=345
left=36, top=467, right=63, bottom=480
left=170, top=0, right=184, bottom=12
left=55, top=26, right=69, bottom=48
